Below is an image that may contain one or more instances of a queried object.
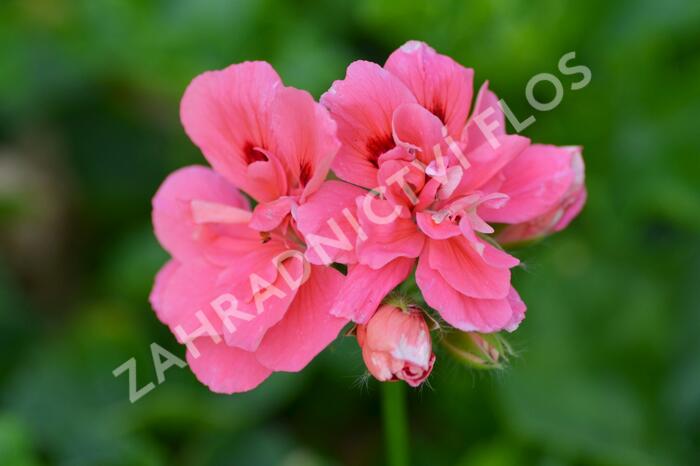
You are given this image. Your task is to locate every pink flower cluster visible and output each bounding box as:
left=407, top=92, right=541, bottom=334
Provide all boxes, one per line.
left=150, top=41, right=586, bottom=393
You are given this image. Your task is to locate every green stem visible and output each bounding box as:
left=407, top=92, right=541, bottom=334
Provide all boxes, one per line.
left=382, top=382, right=409, bottom=466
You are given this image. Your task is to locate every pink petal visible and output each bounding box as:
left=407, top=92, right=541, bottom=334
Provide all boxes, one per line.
left=376, top=158, right=427, bottom=211
left=215, top=240, right=291, bottom=302
left=249, top=196, right=295, bottom=231
left=454, top=134, right=530, bottom=195
left=427, top=237, right=511, bottom=299
left=480, top=238, right=520, bottom=269
left=463, top=81, right=506, bottom=150
left=356, top=196, right=425, bottom=269
left=416, top=253, right=517, bottom=332
left=504, top=287, right=527, bottom=332
left=391, top=103, right=446, bottom=165
left=149, top=259, right=180, bottom=318
left=330, top=257, right=414, bottom=323
left=201, top=229, right=278, bottom=269
left=555, top=186, right=587, bottom=231
left=190, top=200, right=252, bottom=225
left=415, top=177, right=442, bottom=211
left=295, top=180, right=367, bottom=265
left=496, top=187, right=587, bottom=245
left=267, top=86, right=340, bottom=200
left=180, top=62, right=288, bottom=202
left=385, top=41, right=474, bottom=138
left=479, top=144, right=575, bottom=224
left=255, top=265, right=348, bottom=371
left=210, top=241, right=305, bottom=352
left=458, top=217, right=520, bottom=268
left=415, top=211, right=461, bottom=240
left=553, top=147, right=587, bottom=231
left=321, top=61, right=416, bottom=188
left=157, top=260, right=226, bottom=340
left=186, top=338, right=271, bottom=394
left=152, top=165, right=252, bottom=263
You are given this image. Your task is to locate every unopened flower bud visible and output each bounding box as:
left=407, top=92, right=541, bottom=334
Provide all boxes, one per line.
left=356, top=304, right=435, bottom=387
left=442, top=331, right=512, bottom=370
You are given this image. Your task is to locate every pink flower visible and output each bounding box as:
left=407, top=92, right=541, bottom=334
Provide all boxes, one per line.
left=496, top=146, right=587, bottom=244
left=150, top=62, right=347, bottom=393
left=297, top=41, right=585, bottom=332
left=356, top=304, right=435, bottom=387
left=150, top=44, right=587, bottom=393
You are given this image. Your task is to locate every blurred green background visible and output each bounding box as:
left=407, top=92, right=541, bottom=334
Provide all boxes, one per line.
left=1, top=0, right=699, bottom=465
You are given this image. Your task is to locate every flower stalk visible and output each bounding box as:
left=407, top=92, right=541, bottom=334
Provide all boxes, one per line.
left=382, top=381, right=409, bottom=466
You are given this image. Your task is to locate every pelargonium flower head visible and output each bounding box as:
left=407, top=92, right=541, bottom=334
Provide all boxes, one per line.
left=356, top=304, right=435, bottom=387
left=149, top=43, right=587, bottom=394
left=150, top=62, right=347, bottom=393
left=298, top=40, right=585, bottom=333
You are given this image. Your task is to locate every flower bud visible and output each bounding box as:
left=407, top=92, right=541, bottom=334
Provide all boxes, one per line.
left=442, top=331, right=512, bottom=370
left=356, top=304, right=435, bottom=387
left=498, top=146, right=586, bottom=245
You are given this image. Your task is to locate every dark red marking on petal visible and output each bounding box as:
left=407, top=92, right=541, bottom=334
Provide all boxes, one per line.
left=243, top=141, right=268, bottom=165
left=299, top=161, right=312, bottom=186
left=431, top=100, right=446, bottom=124
left=365, top=134, right=395, bottom=168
